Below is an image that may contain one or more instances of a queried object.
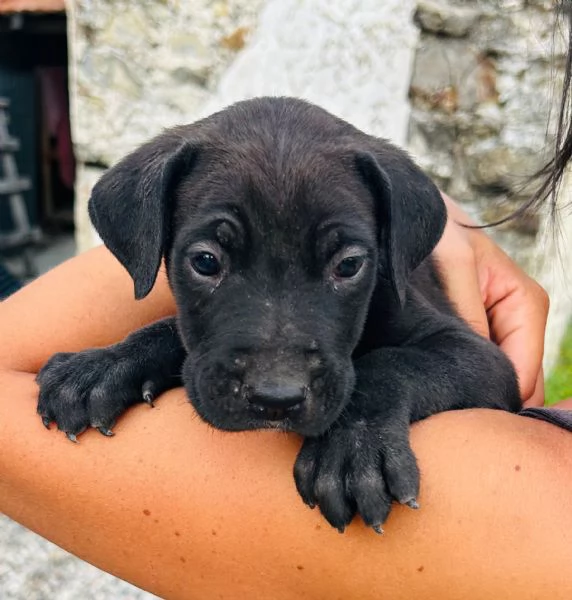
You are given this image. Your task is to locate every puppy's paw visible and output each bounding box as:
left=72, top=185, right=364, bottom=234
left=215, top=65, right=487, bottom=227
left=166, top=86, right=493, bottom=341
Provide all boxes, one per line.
left=293, top=421, right=419, bottom=533
left=36, top=348, right=165, bottom=441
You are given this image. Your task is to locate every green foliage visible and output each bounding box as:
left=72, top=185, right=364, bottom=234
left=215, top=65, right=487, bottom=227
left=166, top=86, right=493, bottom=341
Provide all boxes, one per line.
left=545, top=321, right=572, bottom=405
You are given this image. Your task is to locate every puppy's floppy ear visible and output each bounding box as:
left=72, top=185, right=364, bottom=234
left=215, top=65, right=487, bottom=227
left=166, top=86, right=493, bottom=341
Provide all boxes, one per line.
left=88, top=132, right=196, bottom=300
left=355, top=146, right=446, bottom=307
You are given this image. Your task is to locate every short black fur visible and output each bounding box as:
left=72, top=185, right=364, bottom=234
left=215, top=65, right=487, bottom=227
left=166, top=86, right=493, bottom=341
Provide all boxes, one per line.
left=37, top=97, right=520, bottom=532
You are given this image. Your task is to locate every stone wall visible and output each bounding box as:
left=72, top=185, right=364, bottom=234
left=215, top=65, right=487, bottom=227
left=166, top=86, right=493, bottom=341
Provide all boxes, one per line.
left=69, top=0, right=263, bottom=167
left=68, top=0, right=571, bottom=369
left=409, top=0, right=565, bottom=261
left=408, top=0, right=572, bottom=369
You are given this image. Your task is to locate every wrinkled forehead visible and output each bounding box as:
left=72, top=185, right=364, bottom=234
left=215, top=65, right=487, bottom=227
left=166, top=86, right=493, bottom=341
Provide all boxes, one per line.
left=173, top=142, right=377, bottom=247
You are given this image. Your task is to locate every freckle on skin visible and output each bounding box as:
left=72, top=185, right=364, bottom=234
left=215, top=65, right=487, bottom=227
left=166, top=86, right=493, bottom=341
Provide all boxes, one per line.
left=174, top=531, right=181, bottom=537
left=180, top=557, right=186, bottom=563
left=515, top=464, right=521, bottom=472
left=212, top=529, right=217, bottom=536
left=417, top=566, right=424, bottom=573
left=297, top=565, right=304, bottom=571
left=315, top=524, right=321, bottom=531
left=154, top=519, right=159, bottom=524
left=143, top=509, right=151, bottom=516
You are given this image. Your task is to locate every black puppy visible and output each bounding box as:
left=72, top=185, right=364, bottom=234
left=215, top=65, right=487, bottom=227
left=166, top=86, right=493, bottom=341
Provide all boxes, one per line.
left=37, top=97, right=520, bottom=533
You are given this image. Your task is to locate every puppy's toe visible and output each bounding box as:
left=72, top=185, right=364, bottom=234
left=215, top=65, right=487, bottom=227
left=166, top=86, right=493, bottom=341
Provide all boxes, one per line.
left=350, top=467, right=392, bottom=530
left=295, top=434, right=356, bottom=531
left=36, top=352, right=74, bottom=383
left=380, top=441, right=420, bottom=508
left=293, top=438, right=320, bottom=508
left=314, top=472, right=355, bottom=533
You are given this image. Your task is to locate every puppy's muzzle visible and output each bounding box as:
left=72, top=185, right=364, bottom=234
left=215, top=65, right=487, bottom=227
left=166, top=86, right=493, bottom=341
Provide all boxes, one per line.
left=187, top=342, right=352, bottom=435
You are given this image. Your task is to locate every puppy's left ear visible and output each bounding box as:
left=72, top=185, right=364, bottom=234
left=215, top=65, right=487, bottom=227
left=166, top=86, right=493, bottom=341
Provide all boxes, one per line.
left=355, top=146, right=446, bottom=307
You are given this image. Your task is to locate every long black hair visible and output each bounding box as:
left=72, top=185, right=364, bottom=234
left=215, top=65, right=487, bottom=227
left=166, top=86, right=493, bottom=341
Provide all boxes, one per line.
left=520, top=2, right=572, bottom=220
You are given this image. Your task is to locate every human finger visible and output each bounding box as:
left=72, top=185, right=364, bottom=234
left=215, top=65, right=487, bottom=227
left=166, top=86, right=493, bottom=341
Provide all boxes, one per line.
left=485, top=263, right=549, bottom=402
left=522, top=369, right=545, bottom=408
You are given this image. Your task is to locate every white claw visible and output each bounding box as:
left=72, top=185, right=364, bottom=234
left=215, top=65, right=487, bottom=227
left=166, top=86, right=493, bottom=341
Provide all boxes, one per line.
left=142, top=381, right=155, bottom=407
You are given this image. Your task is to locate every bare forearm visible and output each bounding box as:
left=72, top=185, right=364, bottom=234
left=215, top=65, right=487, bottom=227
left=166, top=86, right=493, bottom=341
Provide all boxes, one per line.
left=1, top=371, right=571, bottom=600
left=0, top=246, right=176, bottom=372
left=1, top=238, right=569, bottom=599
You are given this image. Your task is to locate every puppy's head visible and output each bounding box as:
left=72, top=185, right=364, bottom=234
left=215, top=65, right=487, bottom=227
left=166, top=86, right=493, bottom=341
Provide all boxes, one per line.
left=89, top=98, right=445, bottom=436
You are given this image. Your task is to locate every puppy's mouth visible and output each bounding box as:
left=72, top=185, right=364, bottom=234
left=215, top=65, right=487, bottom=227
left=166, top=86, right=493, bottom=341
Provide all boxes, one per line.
left=248, top=400, right=306, bottom=430
left=183, top=357, right=354, bottom=437
left=253, top=405, right=297, bottom=423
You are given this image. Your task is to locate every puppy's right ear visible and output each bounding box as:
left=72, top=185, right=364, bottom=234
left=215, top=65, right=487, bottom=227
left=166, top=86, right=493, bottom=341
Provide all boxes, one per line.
left=88, top=132, right=196, bottom=300
left=355, top=147, right=446, bottom=308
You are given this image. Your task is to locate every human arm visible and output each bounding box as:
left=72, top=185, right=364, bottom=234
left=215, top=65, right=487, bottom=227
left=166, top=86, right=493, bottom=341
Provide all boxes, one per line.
left=0, top=245, right=176, bottom=373
left=1, top=370, right=571, bottom=600
left=1, top=238, right=571, bottom=599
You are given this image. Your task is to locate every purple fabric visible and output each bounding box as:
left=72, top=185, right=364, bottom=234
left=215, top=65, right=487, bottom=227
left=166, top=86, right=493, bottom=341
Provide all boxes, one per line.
left=520, top=407, right=572, bottom=432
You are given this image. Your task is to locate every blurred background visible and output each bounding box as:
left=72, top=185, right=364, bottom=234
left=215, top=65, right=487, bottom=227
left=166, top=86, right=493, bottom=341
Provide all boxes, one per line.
left=0, top=0, right=571, bottom=598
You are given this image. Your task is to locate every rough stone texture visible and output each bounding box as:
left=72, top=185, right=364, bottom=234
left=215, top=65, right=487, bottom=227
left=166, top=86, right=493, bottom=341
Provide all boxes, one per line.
left=414, top=0, right=480, bottom=37
left=202, top=0, right=419, bottom=143
left=74, top=164, right=103, bottom=254
left=0, top=516, right=157, bottom=599
left=69, top=0, right=265, bottom=167
left=409, top=0, right=572, bottom=369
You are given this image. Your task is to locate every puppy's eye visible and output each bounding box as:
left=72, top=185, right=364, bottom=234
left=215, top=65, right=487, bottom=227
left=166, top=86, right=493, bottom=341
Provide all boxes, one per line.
left=190, top=252, right=221, bottom=277
left=334, top=256, right=365, bottom=279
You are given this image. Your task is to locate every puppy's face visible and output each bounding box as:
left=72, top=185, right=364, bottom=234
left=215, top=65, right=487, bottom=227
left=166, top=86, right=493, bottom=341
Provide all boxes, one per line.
left=168, top=149, right=378, bottom=436
left=88, top=97, right=446, bottom=437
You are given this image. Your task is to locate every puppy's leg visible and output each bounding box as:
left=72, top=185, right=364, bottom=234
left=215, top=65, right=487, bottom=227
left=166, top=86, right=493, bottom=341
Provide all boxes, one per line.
left=37, top=317, right=185, bottom=441
left=294, top=329, right=520, bottom=532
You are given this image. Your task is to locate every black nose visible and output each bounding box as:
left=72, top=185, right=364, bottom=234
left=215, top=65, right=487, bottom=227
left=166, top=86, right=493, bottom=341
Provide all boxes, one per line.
left=249, top=382, right=306, bottom=416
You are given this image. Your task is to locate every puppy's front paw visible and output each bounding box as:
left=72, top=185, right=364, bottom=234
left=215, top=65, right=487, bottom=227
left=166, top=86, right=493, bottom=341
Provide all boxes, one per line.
left=293, top=421, right=419, bottom=533
left=36, top=348, right=162, bottom=441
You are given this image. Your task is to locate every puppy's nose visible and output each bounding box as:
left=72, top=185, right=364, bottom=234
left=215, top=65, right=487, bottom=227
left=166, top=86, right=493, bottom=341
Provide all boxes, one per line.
left=249, top=382, right=306, bottom=414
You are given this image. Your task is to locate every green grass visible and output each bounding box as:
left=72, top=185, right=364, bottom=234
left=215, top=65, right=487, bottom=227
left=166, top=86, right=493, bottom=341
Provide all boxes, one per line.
left=545, top=320, right=572, bottom=405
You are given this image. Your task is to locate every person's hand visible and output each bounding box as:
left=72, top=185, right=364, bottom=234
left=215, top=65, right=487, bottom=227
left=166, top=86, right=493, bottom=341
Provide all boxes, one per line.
left=434, top=194, right=549, bottom=407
